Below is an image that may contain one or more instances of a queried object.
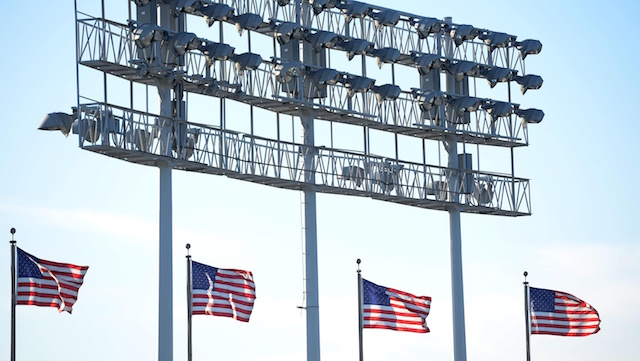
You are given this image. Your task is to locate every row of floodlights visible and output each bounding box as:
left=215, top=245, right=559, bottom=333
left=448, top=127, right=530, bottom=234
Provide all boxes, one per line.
left=134, top=24, right=543, bottom=93
left=134, top=0, right=542, bottom=60
left=133, top=25, right=542, bottom=124
left=410, top=89, right=544, bottom=124
left=342, top=163, right=496, bottom=205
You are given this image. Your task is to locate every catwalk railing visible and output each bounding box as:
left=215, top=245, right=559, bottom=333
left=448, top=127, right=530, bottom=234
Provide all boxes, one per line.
left=77, top=16, right=530, bottom=147
left=75, top=102, right=531, bottom=216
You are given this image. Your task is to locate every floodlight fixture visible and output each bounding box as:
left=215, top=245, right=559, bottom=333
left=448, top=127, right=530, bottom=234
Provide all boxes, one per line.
left=370, top=47, right=401, bottom=69
left=133, top=0, right=151, bottom=6
left=230, top=52, right=263, bottom=74
left=342, top=75, right=375, bottom=97
left=446, top=60, right=480, bottom=81
left=200, top=77, right=219, bottom=95
left=451, top=24, right=480, bottom=47
left=413, top=17, right=442, bottom=39
left=38, top=111, right=76, bottom=136
left=372, top=84, right=401, bottom=103
left=234, top=13, right=263, bottom=35
left=306, top=30, right=341, bottom=52
left=372, top=9, right=400, bottom=30
left=275, top=61, right=304, bottom=83
left=341, top=165, right=365, bottom=187
left=411, top=52, right=443, bottom=74
left=72, top=118, right=101, bottom=143
left=310, top=0, right=341, bottom=15
left=412, top=89, right=444, bottom=111
left=276, top=0, right=291, bottom=6
left=426, top=179, right=448, bottom=200
left=307, top=67, right=342, bottom=87
left=515, top=74, right=543, bottom=94
left=339, top=38, right=373, bottom=60
left=516, top=39, right=543, bottom=59
left=170, top=32, right=201, bottom=55
left=173, top=129, right=200, bottom=159
left=125, top=128, right=150, bottom=151
left=272, top=21, right=303, bottom=44
left=337, top=1, right=371, bottom=22
left=449, top=96, right=483, bottom=119
left=199, top=42, right=235, bottom=61
left=201, top=3, right=234, bottom=27
left=483, top=101, right=513, bottom=120
left=473, top=177, right=494, bottom=205
left=177, top=0, right=202, bottom=13
left=515, top=108, right=544, bottom=124
left=134, top=23, right=164, bottom=49
left=480, top=31, right=514, bottom=52
left=481, top=66, right=514, bottom=88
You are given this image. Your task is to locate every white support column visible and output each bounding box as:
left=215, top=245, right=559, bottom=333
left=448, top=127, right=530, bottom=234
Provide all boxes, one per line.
left=444, top=16, right=468, bottom=361
left=158, top=161, right=173, bottom=361
left=302, top=110, right=321, bottom=361
left=300, top=2, right=321, bottom=360
left=157, top=80, right=173, bottom=361
left=157, top=3, right=174, bottom=359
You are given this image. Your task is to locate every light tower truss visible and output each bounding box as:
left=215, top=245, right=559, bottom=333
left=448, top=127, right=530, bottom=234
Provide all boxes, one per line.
left=44, top=1, right=544, bottom=361
left=74, top=101, right=530, bottom=215
left=72, top=1, right=544, bottom=216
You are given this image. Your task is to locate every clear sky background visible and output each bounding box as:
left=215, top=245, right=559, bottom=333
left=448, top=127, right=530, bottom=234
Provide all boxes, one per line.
left=1, top=0, right=639, bottom=360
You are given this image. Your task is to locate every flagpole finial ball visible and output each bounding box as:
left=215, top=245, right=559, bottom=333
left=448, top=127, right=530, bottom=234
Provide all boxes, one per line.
left=524, top=271, right=528, bottom=277
left=357, top=259, right=361, bottom=264
left=186, top=243, right=191, bottom=250
left=10, top=228, right=15, bottom=235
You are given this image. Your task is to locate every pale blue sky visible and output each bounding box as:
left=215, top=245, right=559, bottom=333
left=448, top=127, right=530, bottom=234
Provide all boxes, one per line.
left=1, top=0, right=639, bottom=360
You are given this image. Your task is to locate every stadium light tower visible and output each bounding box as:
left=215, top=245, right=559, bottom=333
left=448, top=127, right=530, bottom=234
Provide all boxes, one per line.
left=39, top=1, right=543, bottom=361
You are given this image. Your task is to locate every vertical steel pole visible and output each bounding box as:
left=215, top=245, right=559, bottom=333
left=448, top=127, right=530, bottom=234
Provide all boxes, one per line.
left=302, top=108, right=321, bottom=361
left=299, top=2, right=320, bottom=360
left=158, top=4, right=173, bottom=361
left=158, top=160, right=173, bottom=361
left=10, top=228, right=16, bottom=361
left=444, top=16, right=468, bottom=361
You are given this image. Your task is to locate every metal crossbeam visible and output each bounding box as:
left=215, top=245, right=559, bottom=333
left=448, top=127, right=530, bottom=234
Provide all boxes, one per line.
left=75, top=102, right=531, bottom=216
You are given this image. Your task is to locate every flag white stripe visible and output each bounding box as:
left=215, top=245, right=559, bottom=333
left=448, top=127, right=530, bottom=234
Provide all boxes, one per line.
left=192, top=290, right=255, bottom=303
left=532, top=311, right=597, bottom=319
left=193, top=298, right=254, bottom=312
left=532, top=326, right=598, bottom=334
left=38, top=263, right=88, bottom=277
left=192, top=305, right=253, bottom=316
left=17, top=285, right=78, bottom=299
left=387, top=291, right=431, bottom=308
left=364, top=319, right=426, bottom=330
left=207, top=282, right=256, bottom=296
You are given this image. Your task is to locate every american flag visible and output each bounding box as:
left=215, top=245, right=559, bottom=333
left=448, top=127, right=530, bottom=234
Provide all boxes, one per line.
left=191, top=261, right=256, bottom=322
left=16, top=247, right=89, bottom=314
left=529, top=286, right=601, bottom=336
left=362, top=278, right=431, bottom=333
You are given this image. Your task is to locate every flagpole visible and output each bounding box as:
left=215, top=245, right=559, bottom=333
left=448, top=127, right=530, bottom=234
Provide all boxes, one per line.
left=186, top=244, right=192, bottom=361
left=523, top=271, right=531, bottom=361
left=10, top=228, right=16, bottom=361
left=357, top=259, right=363, bottom=361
